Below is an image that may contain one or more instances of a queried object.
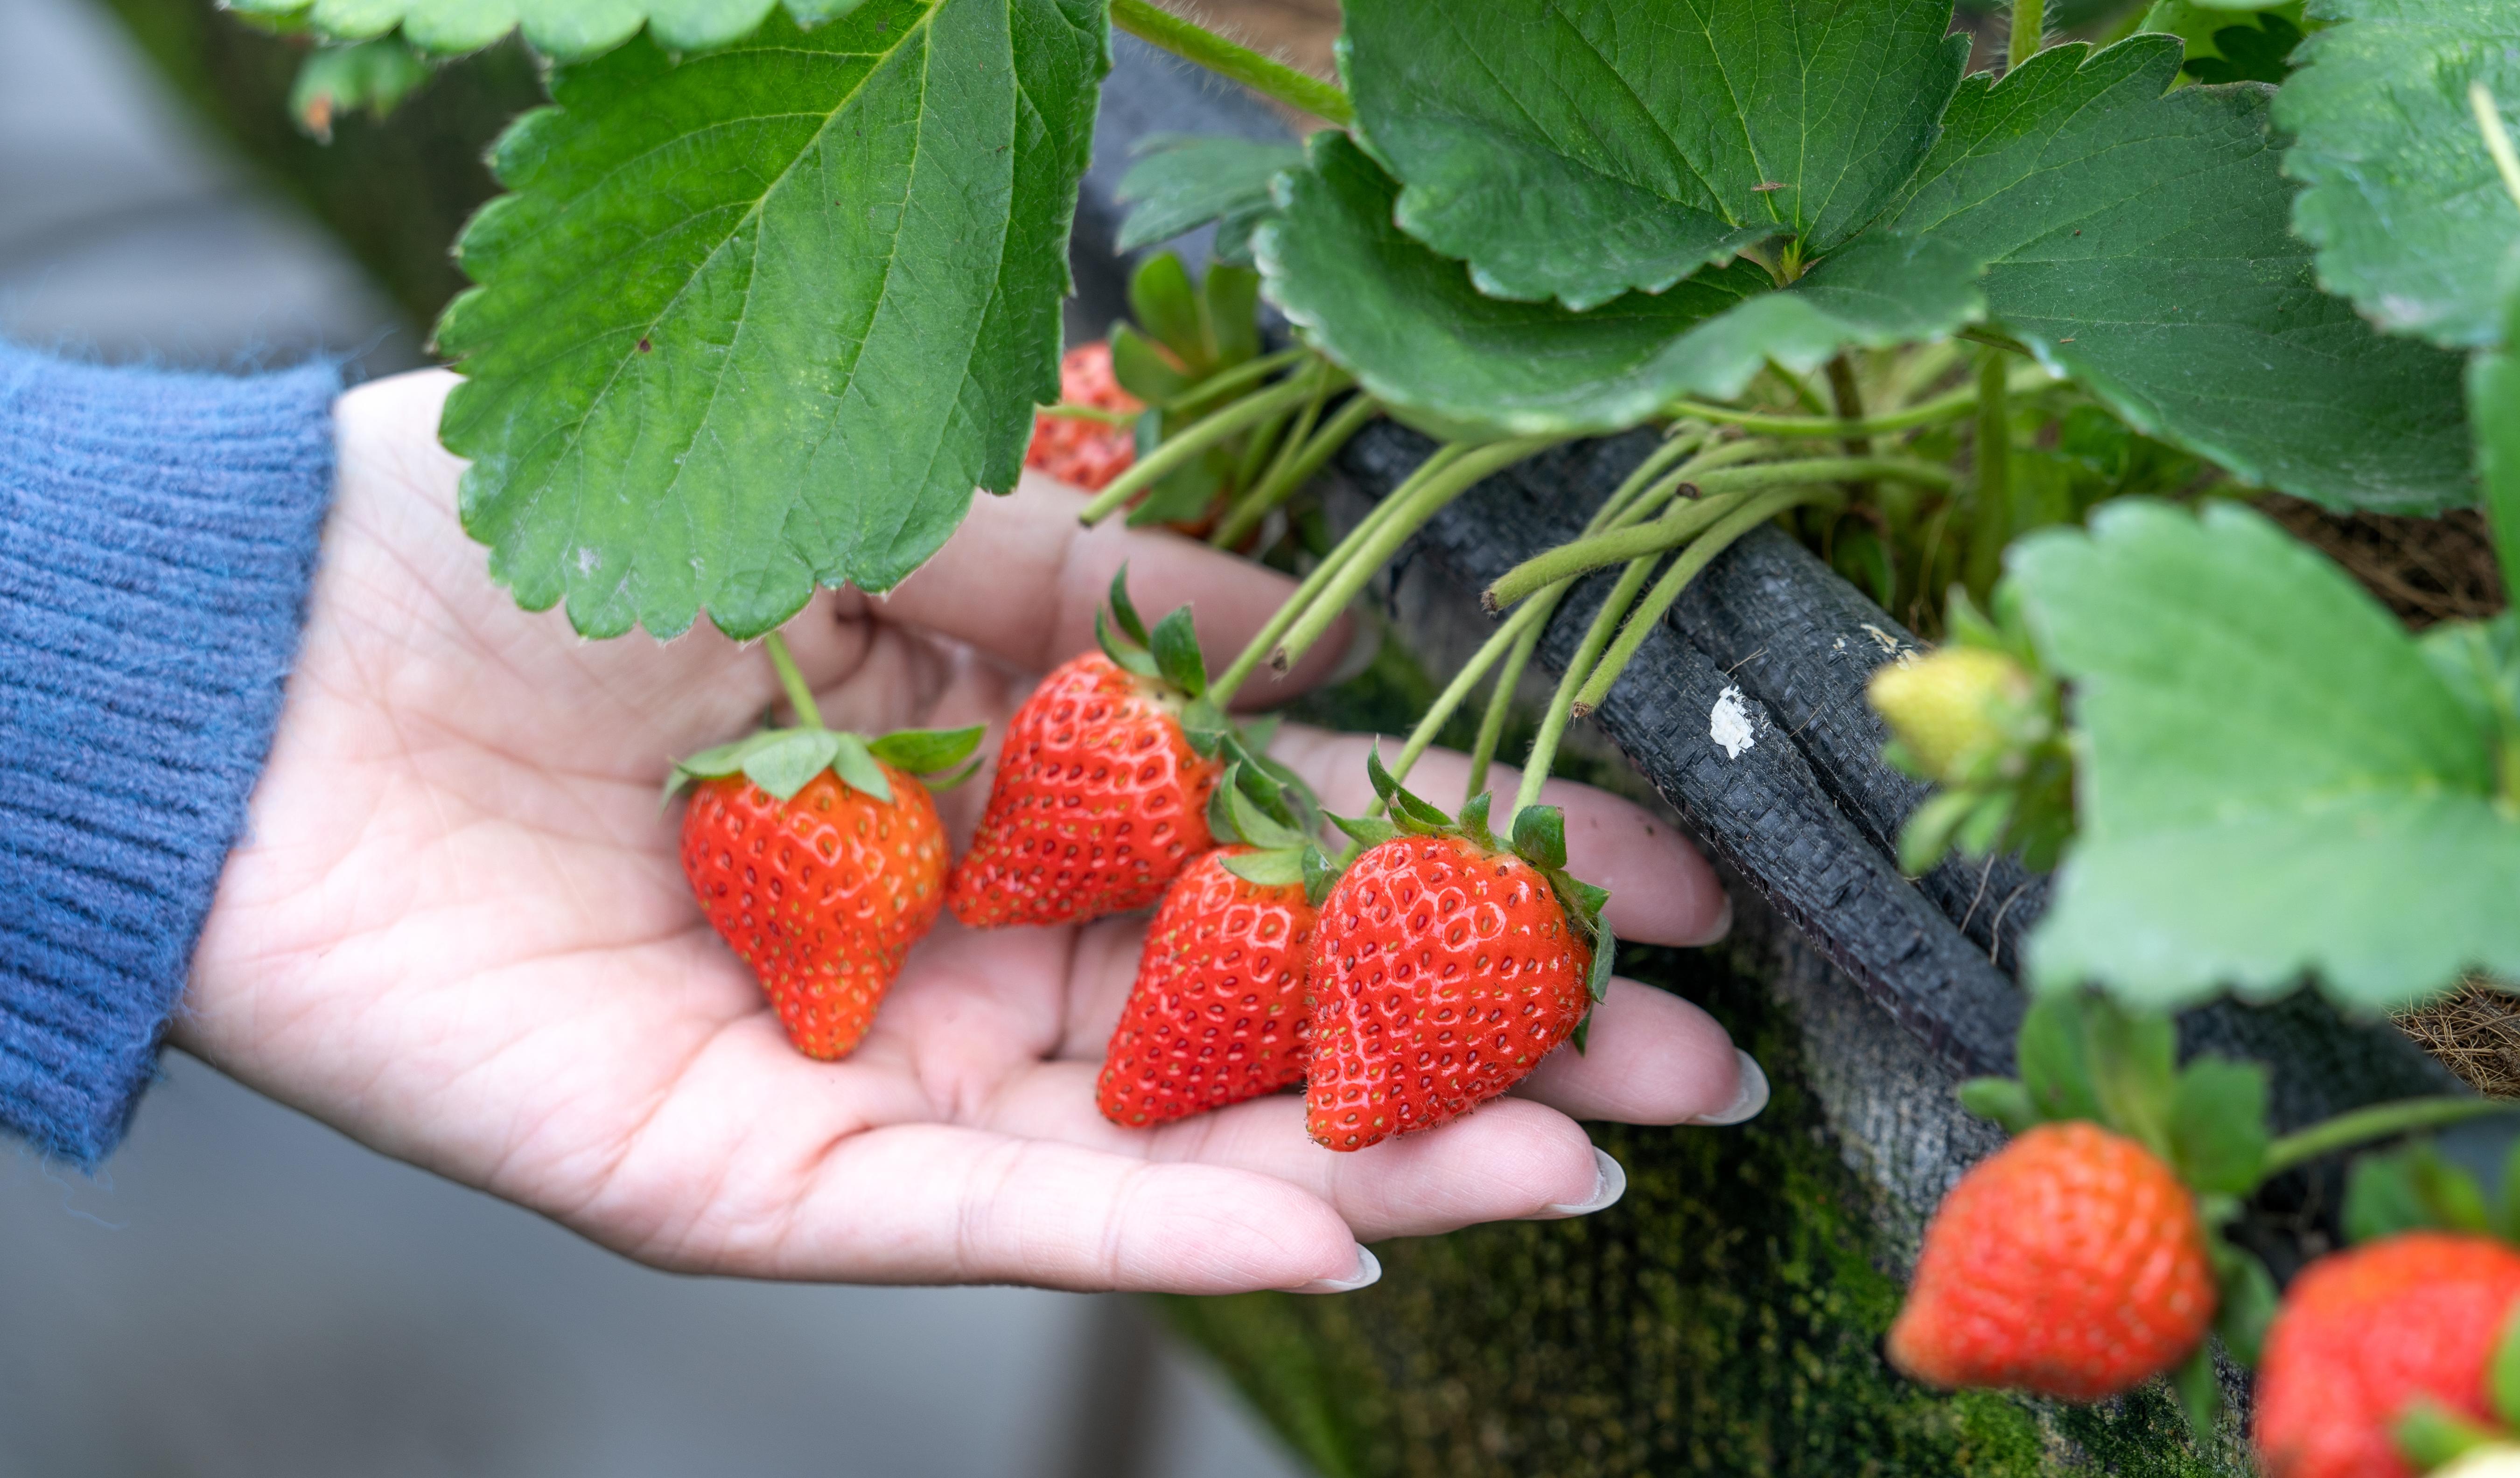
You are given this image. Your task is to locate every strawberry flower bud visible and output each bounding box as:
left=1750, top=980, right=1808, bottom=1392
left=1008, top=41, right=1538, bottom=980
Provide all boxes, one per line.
left=1869, top=645, right=2037, bottom=784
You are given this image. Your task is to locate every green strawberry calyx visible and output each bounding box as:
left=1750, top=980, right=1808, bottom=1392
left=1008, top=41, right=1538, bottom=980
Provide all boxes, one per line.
left=1323, top=746, right=1617, bottom=1041
left=665, top=632, right=985, bottom=806
left=1204, top=759, right=1334, bottom=900
left=1095, top=564, right=1316, bottom=809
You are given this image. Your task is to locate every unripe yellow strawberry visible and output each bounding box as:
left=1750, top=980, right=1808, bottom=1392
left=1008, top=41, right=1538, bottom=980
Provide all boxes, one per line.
left=1868, top=647, right=2035, bottom=782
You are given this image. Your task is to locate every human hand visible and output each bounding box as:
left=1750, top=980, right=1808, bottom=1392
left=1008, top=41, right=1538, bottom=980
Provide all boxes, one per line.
left=183, top=369, right=1745, bottom=1295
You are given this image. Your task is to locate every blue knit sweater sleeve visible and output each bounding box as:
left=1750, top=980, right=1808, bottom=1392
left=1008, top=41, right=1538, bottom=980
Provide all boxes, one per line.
left=0, top=343, right=339, bottom=1167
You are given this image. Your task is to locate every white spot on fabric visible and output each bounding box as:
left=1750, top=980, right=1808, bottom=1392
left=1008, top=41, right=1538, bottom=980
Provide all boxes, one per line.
left=1710, top=686, right=1757, bottom=760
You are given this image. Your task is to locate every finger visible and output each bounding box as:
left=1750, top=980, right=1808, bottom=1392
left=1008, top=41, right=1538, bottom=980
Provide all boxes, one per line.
left=1268, top=728, right=1732, bottom=947
left=1509, top=978, right=1751, bottom=1123
left=984, top=1061, right=1607, bottom=1240
left=875, top=473, right=1351, bottom=704
left=772, top=1124, right=1372, bottom=1293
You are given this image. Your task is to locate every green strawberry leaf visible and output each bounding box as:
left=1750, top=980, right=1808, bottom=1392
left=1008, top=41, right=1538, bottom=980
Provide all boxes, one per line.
left=1202, top=265, right=1262, bottom=370
left=2207, top=1234, right=2279, bottom=1368
left=1114, top=135, right=1302, bottom=265
left=1150, top=606, right=1209, bottom=698
left=290, top=39, right=432, bottom=140
left=1956, top=1076, right=2040, bottom=1133
left=1220, top=847, right=1308, bottom=888
left=2492, top=1304, right=2520, bottom=1430
left=1586, top=916, right=1616, bottom=1004
left=1509, top=804, right=1567, bottom=872
left=2181, top=11, right=2304, bottom=87
left=826, top=731, right=895, bottom=803
left=2345, top=1143, right=2493, bottom=1242
left=1096, top=607, right=1163, bottom=679
left=230, top=0, right=832, bottom=59
left=1329, top=811, right=1401, bottom=849
left=1301, top=841, right=1342, bottom=908
left=1257, top=135, right=1981, bottom=440
left=1111, top=323, right=1194, bottom=405
left=2168, top=1057, right=2273, bottom=1197
left=1340, top=0, right=1965, bottom=309
left=1129, top=252, right=1208, bottom=373
left=2275, top=0, right=2520, bottom=350
left=865, top=723, right=986, bottom=774
left=1225, top=781, right=1307, bottom=852
left=1885, top=35, right=2472, bottom=514
left=1106, top=564, right=1151, bottom=647
left=2016, top=500, right=2518, bottom=1011
left=739, top=727, right=845, bottom=800
left=1365, top=745, right=1454, bottom=831
left=2171, top=1339, right=2221, bottom=1443
left=2014, top=991, right=2107, bottom=1125
left=435, top=1, right=1107, bottom=640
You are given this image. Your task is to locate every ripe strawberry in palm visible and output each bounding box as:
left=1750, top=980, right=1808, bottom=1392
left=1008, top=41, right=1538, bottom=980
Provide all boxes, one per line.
left=2256, top=1233, right=2520, bottom=1478
left=1887, top=1120, right=2217, bottom=1400
left=1304, top=752, right=1612, bottom=1152
left=672, top=641, right=983, bottom=1060
left=1025, top=342, right=1141, bottom=492
left=1099, top=766, right=1326, bottom=1127
left=948, top=572, right=1236, bottom=928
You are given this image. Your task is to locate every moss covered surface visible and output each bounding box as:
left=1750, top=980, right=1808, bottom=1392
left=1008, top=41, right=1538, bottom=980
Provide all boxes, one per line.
left=1161, top=938, right=2247, bottom=1478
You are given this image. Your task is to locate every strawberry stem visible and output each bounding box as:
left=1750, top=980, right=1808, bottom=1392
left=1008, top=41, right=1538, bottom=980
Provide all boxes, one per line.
left=1267, top=434, right=1563, bottom=675
left=762, top=631, right=826, bottom=731
left=1663, top=381, right=1990, bottom=439
left=1483, top=457, right=1953, bottom=609
left=2262, top=1095, right=2520, bottom=1177
left=1212, top=443, right=1470, bottom=707
left=1077, top=373, right=1320, bottom=526
left=1108, top=0, right=1356, bottom=126
left=1570, top=486, right=1828, bottom=714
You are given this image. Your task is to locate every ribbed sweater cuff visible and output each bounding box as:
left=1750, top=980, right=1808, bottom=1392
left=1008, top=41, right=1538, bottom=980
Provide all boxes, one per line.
left=0, top=344, right=339, bottom=1166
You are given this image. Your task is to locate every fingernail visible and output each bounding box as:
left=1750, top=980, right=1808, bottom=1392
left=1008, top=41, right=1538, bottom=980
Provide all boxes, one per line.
left=1527, top=1147, right=1627, bottom=1220
left=1689, top=1049, right=1769, bottom=1126
left=1695, top=892, right=1735, bottom=946
left=1295, top=1246, right=1381, bottom=1295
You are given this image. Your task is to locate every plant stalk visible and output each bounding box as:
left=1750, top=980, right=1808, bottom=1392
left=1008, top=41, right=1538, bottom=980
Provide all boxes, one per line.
left=1170, top=346, right=1308, bottom=416
left=762, top=632, right=825, bottom=730
left=2262, top=1095, right=2520, bottom=1177
left=1108, top=0, right=1357, bottom=125
left=2008, top=0, right=2046, bottom=71
left=1485, top=457, right=1953, bottom=607
left=1965, top=346, right=2012, bottom=601
left=1269, top=436, right=1560, bottom=672
left=1571, top=486, right=1823, bottom=715
left=1077, top=374, right=1315, bottom=524
left=1504, top=552, right=1666, bottom=832
left=1667, top=383, right=1985, bottom=439
left=1464, top=605, right=1552, bottom=805
left=1209, top=444, right=1469, bottom=706
left=1041, top=401, right=1138, bottom=425
left=1378, top=594, right=1557, bottom=809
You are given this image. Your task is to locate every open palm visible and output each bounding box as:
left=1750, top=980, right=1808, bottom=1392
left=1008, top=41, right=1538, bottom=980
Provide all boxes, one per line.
left=182, top=370, right=1747, bottom=1295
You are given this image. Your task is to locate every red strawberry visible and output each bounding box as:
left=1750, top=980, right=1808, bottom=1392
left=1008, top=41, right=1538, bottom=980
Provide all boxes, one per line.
left=682, top=765, right=946, bottom=1059
left=671, top=654, right=983, bottom=1060
left=950, top=574, right=1244, bottom=928
left=1303, top=758, right=1609, bottom=1151
left=2255, top=1233, right=2520, bottom=1478
left=1098, top=845, right=1317, bottom=1126
left=1025, top=342, right=1141, bottom=492
left=1887, top=1120, right=2216, bottom=1400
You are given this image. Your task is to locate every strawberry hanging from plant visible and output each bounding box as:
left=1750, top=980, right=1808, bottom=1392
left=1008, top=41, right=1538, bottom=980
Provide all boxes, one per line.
left=2252, top=1140, right=2520, bottom=1478
left=1097, top=761, right=1329, bottom=1128
left=1303, top=750, right=1613, bottom=1152
left=1025, top=341, right=1143, bottom=493
left=949, top=569, right=1265, bottom=928
left=670, top=634, right=983, bottom=1061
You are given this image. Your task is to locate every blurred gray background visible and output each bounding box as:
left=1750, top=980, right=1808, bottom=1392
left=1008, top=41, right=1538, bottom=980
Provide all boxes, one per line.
left=0, top=1, right=1310, bottom=1472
